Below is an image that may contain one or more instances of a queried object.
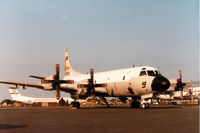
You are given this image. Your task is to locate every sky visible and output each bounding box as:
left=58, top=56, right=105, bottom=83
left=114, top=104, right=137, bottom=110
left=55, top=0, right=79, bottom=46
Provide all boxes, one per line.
left=0, top=0, right=199, bottom=101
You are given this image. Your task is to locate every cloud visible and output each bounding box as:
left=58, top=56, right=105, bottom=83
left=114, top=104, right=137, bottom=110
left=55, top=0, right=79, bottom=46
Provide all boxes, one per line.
left=60, top=14, right=70, bottom=21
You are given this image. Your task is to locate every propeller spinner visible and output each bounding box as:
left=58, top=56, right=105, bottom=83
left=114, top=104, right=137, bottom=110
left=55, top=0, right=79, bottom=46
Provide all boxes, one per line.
left=46, top=64, right=74, bottom=100
left=78, top=68, right=106, bottom=99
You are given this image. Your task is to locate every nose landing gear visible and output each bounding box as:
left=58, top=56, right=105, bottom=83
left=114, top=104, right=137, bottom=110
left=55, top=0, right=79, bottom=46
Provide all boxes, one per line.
left=141, top=103, right=149, bottom=109
left=70, top=101, right=80, bottom=109
left=130, top=99, right=150, bottom=109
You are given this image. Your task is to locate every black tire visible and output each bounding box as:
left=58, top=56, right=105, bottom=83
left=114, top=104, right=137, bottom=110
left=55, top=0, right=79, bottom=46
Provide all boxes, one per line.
left=145, top=103, right=149, bottom=109
left=71, top=101, right=75, bottom=107
left=131, top=101, right=140, bottom=108
left=141, top=103, right=149, bottom=109
left=71, top=101, right=80, bottom=109
left=75, top=102, right=80, bottom=109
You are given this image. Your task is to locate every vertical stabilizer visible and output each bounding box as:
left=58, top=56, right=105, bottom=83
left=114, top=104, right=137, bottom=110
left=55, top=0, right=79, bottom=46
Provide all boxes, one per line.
left=8, top=88, right=34, bottom=104
left=64, top=49, right=83, bottom=76
left=64, top=49, right=72, bottom=75
left=8, top=88, right=21, bottom=101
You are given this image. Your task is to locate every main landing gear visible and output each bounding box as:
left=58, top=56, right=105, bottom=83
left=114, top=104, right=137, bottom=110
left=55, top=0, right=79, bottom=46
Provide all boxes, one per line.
left=130, top=100, right=150, bottom=109
left=71, top=101, right=80, bottom=109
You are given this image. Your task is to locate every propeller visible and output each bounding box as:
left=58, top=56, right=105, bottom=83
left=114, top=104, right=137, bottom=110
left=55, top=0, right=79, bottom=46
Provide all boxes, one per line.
left=77, top=68, right=106, bottom=99
left=175, top=70, right=186, bottom=91
left=54, top=64, right=61, bottom=100
left=43, top=64, right=74, bottom=100
left=175, top=70, right=186, bottom=100
left=87, top=69, right=95, bottom=99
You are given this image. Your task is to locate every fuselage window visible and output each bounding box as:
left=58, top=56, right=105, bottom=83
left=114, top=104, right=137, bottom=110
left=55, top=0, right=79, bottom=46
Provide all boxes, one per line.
left=147, top=70, right=156, bottom=76
left=140, top=71, right=147, bottom=76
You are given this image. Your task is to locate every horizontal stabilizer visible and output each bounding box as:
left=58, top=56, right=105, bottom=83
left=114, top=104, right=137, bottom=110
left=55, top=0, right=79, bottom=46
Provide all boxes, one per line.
left=29, top=75, right=46, bottom=79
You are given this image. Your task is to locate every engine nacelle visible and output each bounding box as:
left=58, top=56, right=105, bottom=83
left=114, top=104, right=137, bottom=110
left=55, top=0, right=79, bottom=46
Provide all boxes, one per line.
left=42, top=83, right=53, bottom=90
left=46, top=75, right=56, bottom=80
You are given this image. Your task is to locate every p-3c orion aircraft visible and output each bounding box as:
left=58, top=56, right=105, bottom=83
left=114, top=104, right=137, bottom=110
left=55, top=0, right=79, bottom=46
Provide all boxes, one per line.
left=0, top=49, right=173, bottom=109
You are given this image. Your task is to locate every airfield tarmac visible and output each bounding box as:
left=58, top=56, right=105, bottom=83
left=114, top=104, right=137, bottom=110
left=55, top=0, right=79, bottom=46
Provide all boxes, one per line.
left=0, top=104, right=199, bottom=133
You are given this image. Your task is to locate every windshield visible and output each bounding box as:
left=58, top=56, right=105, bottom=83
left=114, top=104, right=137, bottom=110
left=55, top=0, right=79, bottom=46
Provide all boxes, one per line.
left=147, top=70, right=156, bottom=76
left=155, top=70, right=161, bottom=75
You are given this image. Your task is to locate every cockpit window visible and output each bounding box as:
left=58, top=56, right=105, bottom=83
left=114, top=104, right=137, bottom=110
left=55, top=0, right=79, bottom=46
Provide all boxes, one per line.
left=155, top=71, right=159, bottom=75
left=155, top=70, right=161, bottom=75
left=140, top=71, right=147, bottom=76
left=147, top=70, right=156, bottom=76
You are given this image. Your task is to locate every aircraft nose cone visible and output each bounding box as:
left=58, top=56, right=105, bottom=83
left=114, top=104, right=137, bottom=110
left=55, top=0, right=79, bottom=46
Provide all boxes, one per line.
left=151, top=75, right=170, bottom=92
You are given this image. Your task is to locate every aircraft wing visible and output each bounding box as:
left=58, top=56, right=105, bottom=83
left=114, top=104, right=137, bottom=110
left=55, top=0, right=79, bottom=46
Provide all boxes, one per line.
left=0, top=81, right=43, bottom=89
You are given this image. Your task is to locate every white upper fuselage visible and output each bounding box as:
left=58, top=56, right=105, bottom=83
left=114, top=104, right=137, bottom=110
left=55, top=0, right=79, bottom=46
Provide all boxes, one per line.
left=61, top=66, right=161, bottom=97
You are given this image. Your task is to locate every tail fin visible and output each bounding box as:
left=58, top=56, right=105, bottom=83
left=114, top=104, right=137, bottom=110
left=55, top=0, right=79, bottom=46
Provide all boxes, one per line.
left=8, top=88, right=34, bottom=104
left=8, top=88, right=21, bottom=101
left=64, top=49, right=83, bottom=76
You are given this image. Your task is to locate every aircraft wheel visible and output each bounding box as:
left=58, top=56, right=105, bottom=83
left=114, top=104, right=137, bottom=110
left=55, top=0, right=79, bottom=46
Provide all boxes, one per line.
left=146, top=103, right=149, bottom=109
left=75, top=102, right=80, bottom=109
left=71, top=101, right=80, bottom=109
left=141, top=103, right=149, bottom=109
left=141, top=103, right=146, bottom=109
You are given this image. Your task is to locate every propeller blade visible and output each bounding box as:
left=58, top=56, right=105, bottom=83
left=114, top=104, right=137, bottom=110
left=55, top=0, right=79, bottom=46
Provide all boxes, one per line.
left=90, top=68, right=94, bottom=83
left=91, top=93, right=96, bottom=100
left=56, top=64, right=60, bottom=80
left=55, top=64, right=60, bottom=99
left=178, top=70, right=182, bottom=82
left=175, top=70, right=186, bottom=91
left=85, top=68, right=95, bottom=98
left=56, top=87, right=60, bottom=100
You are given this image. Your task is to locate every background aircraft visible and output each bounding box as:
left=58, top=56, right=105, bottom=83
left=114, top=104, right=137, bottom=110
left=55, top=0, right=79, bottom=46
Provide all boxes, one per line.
left=154, top=81, right=200, bottom=103
left=8, top=87, right=73, bottom=105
